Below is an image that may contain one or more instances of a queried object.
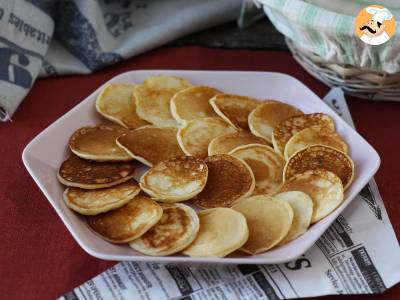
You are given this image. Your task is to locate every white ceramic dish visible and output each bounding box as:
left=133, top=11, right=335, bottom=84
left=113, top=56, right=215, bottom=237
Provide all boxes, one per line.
left=22, top=70, right=380, bottom=264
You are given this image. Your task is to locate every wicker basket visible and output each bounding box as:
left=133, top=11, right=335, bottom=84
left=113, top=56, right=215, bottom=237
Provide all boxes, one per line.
left=286, top=38, right=400, bottom=102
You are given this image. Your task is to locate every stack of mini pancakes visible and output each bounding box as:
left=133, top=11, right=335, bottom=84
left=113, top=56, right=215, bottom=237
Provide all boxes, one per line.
left=57, top=75, right=355, bottom=257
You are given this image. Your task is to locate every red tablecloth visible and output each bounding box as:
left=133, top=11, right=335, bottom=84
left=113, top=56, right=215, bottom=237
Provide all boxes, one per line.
left=0, top=46, right=399, bottom=300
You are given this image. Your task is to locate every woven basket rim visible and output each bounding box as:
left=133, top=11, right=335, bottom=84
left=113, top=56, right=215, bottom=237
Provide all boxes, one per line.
left=286, top=38, right=400, bottom=101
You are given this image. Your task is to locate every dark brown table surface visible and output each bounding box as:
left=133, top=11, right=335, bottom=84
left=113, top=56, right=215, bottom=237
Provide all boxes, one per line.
left=0, top=46, right=399, bottom=300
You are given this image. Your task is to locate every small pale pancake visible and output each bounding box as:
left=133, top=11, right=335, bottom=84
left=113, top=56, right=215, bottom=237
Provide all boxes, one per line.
left=134, top=75, right=191, bottom=127
left=177, top=117, right=237, bottom=158
left=232, top=195, right=293, bottom=254
left=229, top=144, right=285, bottom=195
left=95, top=84, right=149, bottom=129
left=208, top=131, right=268, bottom=156
left=281, top=169, right=344, bottom=223
left=69, top=125, right=131, bottom=162
left=284, top=126, right=348, bottom=160
left=272, top=113, right=335, bottom=156
left=284, top=145, right=354, bottom=190
left=192, top=154, right=255, bottom=208
left=209, top=94, right=260, bottom=130
left=58, top=154, right=136, bottom=189
left=116, top=126, right=185, bottom=167
left=140, top=156, right=208, bottom=202
left=274, top=191, right=313, bottom=244
left=182, top=208, right=249, bottom=257
left=129, top=203, right=199, bottom=256
left=248, top=100, right=303, bottom=143
left=63, top=181, right=141, bottom=215
left=170, top=86, right=220, bottom=123
left=87, top=194, right=162, bottom=243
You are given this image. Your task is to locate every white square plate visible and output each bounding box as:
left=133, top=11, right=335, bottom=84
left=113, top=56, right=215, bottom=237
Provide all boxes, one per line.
left=22, top=70, right=380, bottom=264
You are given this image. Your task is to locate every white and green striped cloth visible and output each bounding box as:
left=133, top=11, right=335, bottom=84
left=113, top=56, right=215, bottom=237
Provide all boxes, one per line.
left=256, top=0, right=400, bottom=74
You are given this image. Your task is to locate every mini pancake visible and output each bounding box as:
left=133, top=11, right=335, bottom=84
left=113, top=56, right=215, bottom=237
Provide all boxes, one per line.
left=134, top=75, right=191, bottom=127
left=284, top=145, right=354, bottom=190
left=231, top=195, right=293, bottom=254
left=284, top=126, right=348, bottom=160
left=140, top=156, right=208, bottom=202
left=208, top=131, right=268, bottom=156
left=272, top=113, right=335, bottom=156
left=182, top=208, right=249, bottom=257
left=116, top=126, right=185, bottom=167
left=177, top=117, right=237, bottom=158
left=95, top=83, right=149, bottom=129
left=63, top=181, right=141, bottom=215
left=87, top=194, right=162, bottom=243
left=229, top=144, right=285, bottom=195
left=69, top=125, right=132, bottom=162
left=274, top=191, right=313, bottom=244
left=58, top=154, right=136, bottom=189
left=192, top=154, right=255, bottom=208
left=129, top=203, right=199, bottom=256
left=170, top=86, right=220, bottom=123
left=281, top=169, right=344, bottom=223
left=209, top=94, right=260, bottom=130
left=248, top=100, right=303, bottom=143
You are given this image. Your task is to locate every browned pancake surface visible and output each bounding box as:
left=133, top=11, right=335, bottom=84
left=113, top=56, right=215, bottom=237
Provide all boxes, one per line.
left=156, top=156, right=206, bottom=181
left=211, top=94, right=260, bottom=130
left=69, top=124, right=130, bottom=160
left=193, top=154, right=254, bottom=208
left=96, top=84, right=149, bottom=129
left=284, top=145, right=354, bottom=189
left=249, top=100, right=303, bottom=142
left=65, top=181, right=139, bottom=210
left=140, top=156, right=208, bottom=201
left=139, top=206, right=190, bottom=250
left=117, top=127, right=184, bottom=166
left=209, top=131, right=268, bottom=155
left=273, top=113, right=335, bottom=155
left=58, top=154, right=135, bottom=186
left=87, top=194, right=162, bottom=242
left=171, top=86, right=220, bottom=122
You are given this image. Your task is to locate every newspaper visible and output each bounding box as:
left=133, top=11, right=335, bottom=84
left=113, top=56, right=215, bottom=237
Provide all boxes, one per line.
left=61, top=88, right=400, bottom=300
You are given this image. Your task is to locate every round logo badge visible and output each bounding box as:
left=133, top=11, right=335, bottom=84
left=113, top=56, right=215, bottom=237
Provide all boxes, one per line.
left=355, top=5, right=395, bottom=45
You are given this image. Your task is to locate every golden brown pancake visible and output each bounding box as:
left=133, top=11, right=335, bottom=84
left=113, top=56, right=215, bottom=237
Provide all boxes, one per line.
left=272, top=113, right=335, bottom=156
left=116, top=126, right=185, bottom=167
left=284, top=126, right=348, bottom=160
left=209, top=94, right=260, bottom=130
left=170, top=86, right=220, bottom=123
left=283, top=145, right=354, bottom=190
left=134, top=75, right=191, bottom=127
left=177, top=117, right=237, bottom=158
left=87, top=194, right=162, bottom=243
left=129, top=203, right=199, bottom=256
left=57, top=154, right=136, bottom=189
left=280, top=169, right=344, bottom=223
left=248, top=100, right=303, bottom=143
left=182, top=208, right=249, bottom=257
left=140, top=156, right=208, bottom=202
left=232, top=195, right=293, bottom=254
left=63, top=181, right=141, bottom=215
left=192, top=154, right=255, bottom=208
left=229, top=144, right=285, bottom=195
left=95, top=83, right=149, bottom=129
left=208, top=131, right=268, bottom=156
left=69, top=124, right=131, bottom=161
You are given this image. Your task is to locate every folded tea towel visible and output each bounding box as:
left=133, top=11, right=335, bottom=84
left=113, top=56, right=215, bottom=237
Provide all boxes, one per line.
left=0, top=0, right=241, bottom=121
left=255, top=0, right=400, bottom=74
